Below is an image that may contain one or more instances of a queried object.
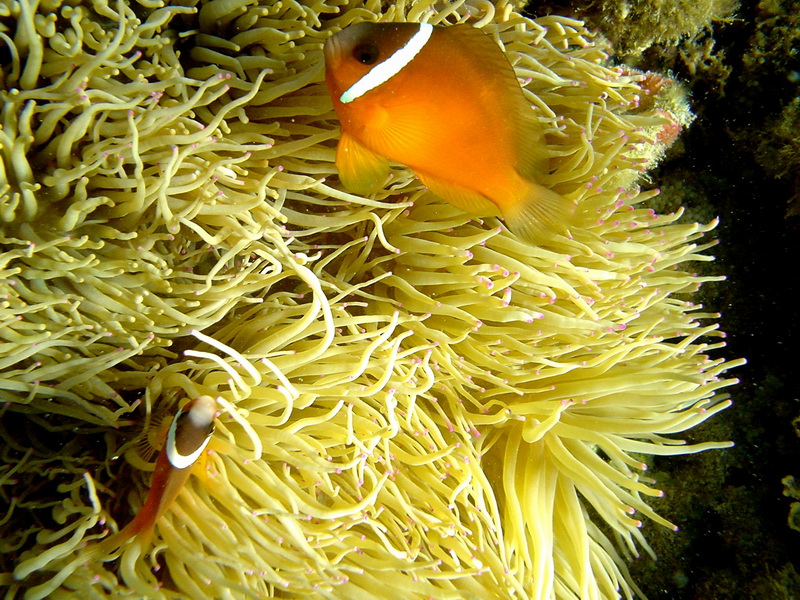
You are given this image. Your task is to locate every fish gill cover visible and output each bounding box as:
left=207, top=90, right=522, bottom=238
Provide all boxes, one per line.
left=0, top=0, right=743, bottom=598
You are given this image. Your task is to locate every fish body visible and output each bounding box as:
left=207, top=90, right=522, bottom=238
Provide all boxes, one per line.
left=95, top=395, right=216, bottom=552
left=324, top=22, right=574, bottom=241
left=13, top=396, right=217, bottom=600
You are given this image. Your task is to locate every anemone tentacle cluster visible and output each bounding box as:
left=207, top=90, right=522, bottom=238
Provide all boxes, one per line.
left=1, top=1, right=742, bottom=599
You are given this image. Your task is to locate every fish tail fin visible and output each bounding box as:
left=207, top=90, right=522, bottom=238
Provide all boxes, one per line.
left=77, top=520, right=141, bottom=564
left=75, top=509, right=155, bottom=567
left=504, top=182, right=576, bottom=243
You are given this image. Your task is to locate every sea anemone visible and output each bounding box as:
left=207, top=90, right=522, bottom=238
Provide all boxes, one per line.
left=2, top=0, right=743, bottom=598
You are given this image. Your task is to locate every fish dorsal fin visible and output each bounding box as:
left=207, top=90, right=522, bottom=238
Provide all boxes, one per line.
left=440, top=25, right=521, bottom=91
left=418, top=172, right=502, bottom=217
left=443, top=25, right=552, bottom=182
left=336, top=131, right=390, bottom=195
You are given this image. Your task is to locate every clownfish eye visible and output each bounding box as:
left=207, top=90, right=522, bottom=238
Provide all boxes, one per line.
left=353, top=43, right=380, bottom=65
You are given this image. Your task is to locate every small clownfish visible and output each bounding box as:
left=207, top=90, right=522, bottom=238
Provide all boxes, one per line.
left=13, top=396, right=218, bottom=600
left=324, top=21, right=575, bottom=242
left=91, top=395, right=217, bottom=554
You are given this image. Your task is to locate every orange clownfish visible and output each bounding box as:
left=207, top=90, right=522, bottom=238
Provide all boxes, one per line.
left=92, top=395, right=217, bottom=554
left=324, top=21, right=575, bottom=242
left=14, top=396, right=217, bottom=599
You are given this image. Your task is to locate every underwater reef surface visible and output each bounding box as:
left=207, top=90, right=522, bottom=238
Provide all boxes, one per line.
left=0, top=0, right=796, bottom=598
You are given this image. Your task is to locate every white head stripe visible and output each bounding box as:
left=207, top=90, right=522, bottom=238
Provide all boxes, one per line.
left=340, top=22, right=434, bottom=104
left=166, top=405, right=214, bottom=469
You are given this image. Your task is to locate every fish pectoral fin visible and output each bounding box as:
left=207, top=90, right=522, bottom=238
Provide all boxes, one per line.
left=503, top=182, right=576, bottom=243
left=418, top=173, right=501, bottom=217
left=335, top=132, right=390, bottom=195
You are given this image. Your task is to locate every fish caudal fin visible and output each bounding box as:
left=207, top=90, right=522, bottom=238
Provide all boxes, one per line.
left=336, top=132, right=390, bottom=195
left=503, top=182, right=576, bottom=243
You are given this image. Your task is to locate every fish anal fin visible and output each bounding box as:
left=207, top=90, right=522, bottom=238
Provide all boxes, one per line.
left=418, top=172, right=502, bottom=217
left=504, top=181, right=576, bottom=243
left=336, top=132, right=390, bottom=195
left=515, top=113, right=552, bottom=182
